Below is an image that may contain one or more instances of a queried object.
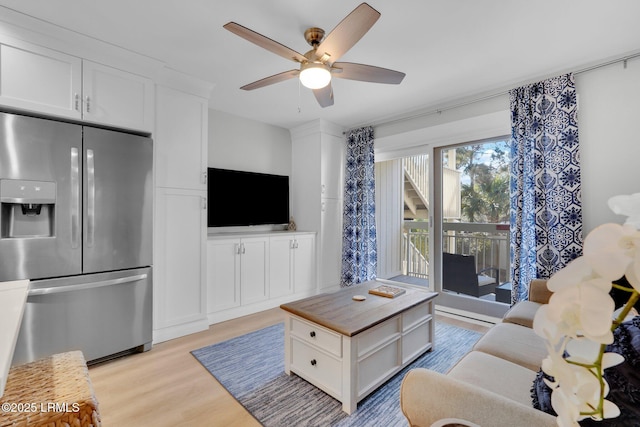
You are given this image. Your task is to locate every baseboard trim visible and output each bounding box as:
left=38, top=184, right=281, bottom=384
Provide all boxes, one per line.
left=435, top=305, right=500, bottom=326
left=207, top=289, right=319, bottom=325
left=153, top=318, right=209, bottom=344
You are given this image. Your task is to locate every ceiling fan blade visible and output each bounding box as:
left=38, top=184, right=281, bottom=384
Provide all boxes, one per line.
left=332, top=62, right=405, bottom=84
left=313, top=83, right=334, bottom=108
left=224, top=22, right=307, bottom=63
left=315, top=3, right=380, bottom=64
left=240, top=69, right=299, bottom=91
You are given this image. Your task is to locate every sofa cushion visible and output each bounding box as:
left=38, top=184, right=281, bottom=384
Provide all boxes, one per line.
left=448, top=351, right=538, bottom=407
left=472, top=322, right=547, bottom=371
left=502, top=300, right=542, bottom=328
left=529, top=279, right=553, bottom=304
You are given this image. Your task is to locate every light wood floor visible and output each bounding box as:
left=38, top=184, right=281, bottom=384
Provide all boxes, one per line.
left=88, top=308, right=490, bottom=426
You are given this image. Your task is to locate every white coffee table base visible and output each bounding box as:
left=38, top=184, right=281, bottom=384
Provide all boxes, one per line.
left=283, top=296, right=434, bottom=414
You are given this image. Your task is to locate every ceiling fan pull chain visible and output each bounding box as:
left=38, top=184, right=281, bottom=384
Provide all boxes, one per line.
left=298, top=78, right=302, bottom=113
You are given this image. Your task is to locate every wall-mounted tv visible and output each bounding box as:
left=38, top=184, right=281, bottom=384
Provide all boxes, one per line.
left=207, top=168, right=289, bottom=228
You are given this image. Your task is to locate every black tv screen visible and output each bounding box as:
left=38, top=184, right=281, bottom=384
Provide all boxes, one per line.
left=207, top=168, right=290, bottom=227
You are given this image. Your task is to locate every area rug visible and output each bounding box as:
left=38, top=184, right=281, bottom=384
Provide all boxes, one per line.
left=192, top=322, right=481, bottom=427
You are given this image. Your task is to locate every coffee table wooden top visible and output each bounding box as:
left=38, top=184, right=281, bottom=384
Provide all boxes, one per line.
left=280, top=280, right=437, bottom=337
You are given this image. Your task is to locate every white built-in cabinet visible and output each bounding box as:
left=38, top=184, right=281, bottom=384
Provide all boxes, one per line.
left=291, top=120, right=345, bottom=292
left=154, top=188, right=207, bottom=335
left=270, top=233, right=317, bottom=296
left=207, top=236, right=268, bottom=312
left=81, top=60, right=153, bottom=132
left=153, top=78, right=212, bottom=343
left=207, top=232, right=316, bottom=324
left=0, top=12, right=215, bottom=344
left=0, top=37, right=153, bottom=132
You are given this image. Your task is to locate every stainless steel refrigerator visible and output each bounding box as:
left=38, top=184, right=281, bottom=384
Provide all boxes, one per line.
left=0, top=111, right=153, bottom=365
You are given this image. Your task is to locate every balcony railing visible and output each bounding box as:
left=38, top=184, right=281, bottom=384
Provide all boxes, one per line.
left=402, top=220, right=510, bottom=283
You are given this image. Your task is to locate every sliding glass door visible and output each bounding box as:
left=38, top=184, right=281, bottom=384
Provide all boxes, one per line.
left=378, top=136, right=511, bottom=320
left=434, top=138, right=511, bottom=320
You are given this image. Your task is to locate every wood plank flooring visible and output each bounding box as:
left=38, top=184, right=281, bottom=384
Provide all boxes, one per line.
left=88, top=307, right=489, bottom=426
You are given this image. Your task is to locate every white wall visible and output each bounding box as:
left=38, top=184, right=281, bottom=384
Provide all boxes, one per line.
left=208, top=109, right=291, bottom=175
left=374, top=56, right=640, bottom=237
left=576, top=57, right=640, bottom=233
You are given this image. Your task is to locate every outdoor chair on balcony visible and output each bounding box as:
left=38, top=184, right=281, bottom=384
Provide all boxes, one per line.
left=442, top=252, right=499, bottom=298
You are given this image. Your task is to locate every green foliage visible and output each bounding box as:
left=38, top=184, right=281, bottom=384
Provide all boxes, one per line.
left=454, top=141, right=510, bottom=223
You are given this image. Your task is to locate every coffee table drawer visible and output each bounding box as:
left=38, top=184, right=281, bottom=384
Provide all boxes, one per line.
left=290, top=317, right=342, bottom=357
left=291, top=338, right=342, bottom=396
left=403, top=301, right=432, bottom=332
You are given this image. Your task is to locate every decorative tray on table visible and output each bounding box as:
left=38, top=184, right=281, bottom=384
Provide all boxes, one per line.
left=368, top=285, right=406, bottom=298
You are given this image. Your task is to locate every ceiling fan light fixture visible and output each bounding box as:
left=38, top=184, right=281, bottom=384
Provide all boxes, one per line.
left=299, top=62, right=331, bottom=89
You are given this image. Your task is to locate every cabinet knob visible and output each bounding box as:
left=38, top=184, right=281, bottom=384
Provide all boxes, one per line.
left=310, top=359, right=317, bottom=366
left=309, top=331, right=316, bottom=338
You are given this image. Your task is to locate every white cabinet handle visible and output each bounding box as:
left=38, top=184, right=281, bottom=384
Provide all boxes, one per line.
left=74, top=94, right=80, bottom=111
left=85, top=96, right=91, bottom=113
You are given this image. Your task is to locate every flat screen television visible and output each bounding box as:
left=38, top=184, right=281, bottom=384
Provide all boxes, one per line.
left=207, top=168, right=289, bottom=228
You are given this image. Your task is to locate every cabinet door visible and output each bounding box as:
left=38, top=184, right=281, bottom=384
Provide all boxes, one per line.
left=321, top=199, right=343, bottom=289
left=240, top=237, right=268, bottom=304
left=155, top=86, right=208, bottom=190
left=320, top=137, right=345, bottom=200
left=293, top=234, right=317, bottom=293
left=154, top=188, right=207, bottom=330
left=82, top=60, right=154, bottom=132
left=269, top=235, right=293, bottom=298
left=207, top=238, right=241, bottom=312
left=0, top=40, right=82, bottom=119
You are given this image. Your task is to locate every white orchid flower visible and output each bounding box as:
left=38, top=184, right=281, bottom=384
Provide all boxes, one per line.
left=547, top=257, right=593, bottom=292
left=543, top=284, right=615, bottom=344
left=551, top=387, right=582, bottom=427
left=565, top=338, right=602, bottom=364
left=599, top=398, right=622, bottom=421
left=608, top=192, right=640, bottom=229
left=534, top=196, right=640, bottom=426
left=583, top=223, right=640, bottom=290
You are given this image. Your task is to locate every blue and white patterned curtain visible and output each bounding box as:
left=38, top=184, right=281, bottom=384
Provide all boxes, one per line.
left=509, top=73, right=583, bottom=303
left=341, top=126, right=377, bottom=287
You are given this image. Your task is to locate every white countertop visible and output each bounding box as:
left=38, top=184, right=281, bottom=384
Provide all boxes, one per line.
left=0, top=279, right=29, bottom=397
left=208, top=229, right=316, bottom=239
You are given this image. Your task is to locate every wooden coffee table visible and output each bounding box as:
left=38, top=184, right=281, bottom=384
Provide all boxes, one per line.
left=280, top=280, right=437, bottom=414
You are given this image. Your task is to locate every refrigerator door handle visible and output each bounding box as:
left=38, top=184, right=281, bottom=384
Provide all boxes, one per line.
left=86, top=148, right=95, bottom=247
left=28, top=273, right=148, bottom=297
left=70, top=147, right=80, bottom=249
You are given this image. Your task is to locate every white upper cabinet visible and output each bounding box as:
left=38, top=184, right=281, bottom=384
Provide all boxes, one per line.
left=0, top=40, right=82, bottom=119
left=155, top=85, right=208, bottom=191
left=82, top=60, right=154, bottom=132
left=0, top=38, right=154, bottom=132
left=320, top=138, right=345, bottom=200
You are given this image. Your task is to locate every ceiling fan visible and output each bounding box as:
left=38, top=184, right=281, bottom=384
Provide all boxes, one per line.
left=223, top=2, right=405, bottom=108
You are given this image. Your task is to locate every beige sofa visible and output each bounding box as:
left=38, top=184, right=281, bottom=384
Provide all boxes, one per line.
left=400, top=279, right=557, bottom=427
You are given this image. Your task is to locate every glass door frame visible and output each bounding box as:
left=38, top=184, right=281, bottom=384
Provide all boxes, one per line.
left=430, top=137, right=511, bottom=322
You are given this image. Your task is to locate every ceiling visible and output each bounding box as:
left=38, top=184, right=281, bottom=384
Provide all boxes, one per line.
left=1, top=1, right=639, bottom=130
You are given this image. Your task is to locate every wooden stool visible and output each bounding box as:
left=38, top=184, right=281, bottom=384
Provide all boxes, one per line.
left=0, top=351, right=101, bottom=427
